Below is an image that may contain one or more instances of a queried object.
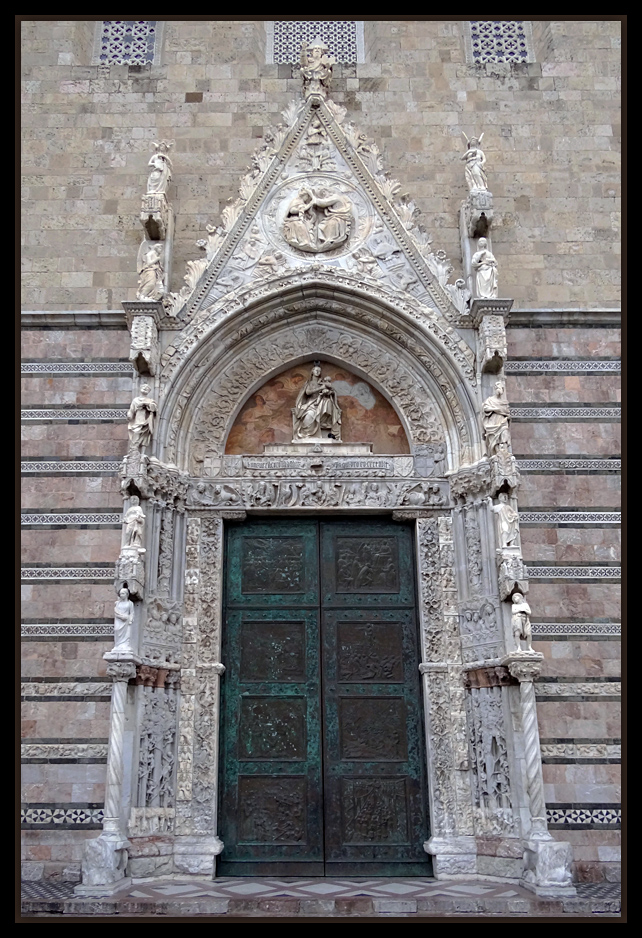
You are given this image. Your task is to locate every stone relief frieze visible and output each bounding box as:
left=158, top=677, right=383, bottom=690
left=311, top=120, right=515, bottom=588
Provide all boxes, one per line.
left=466, top=685, right=515, bottom=835
left=136, top=687, right=177, bottom=810
left=185, top=478, right=450, bottom=511
left=196, top=517, right=223, bottom=667
left=460, top=600, right=501, bottom=664
left=464, top=505, right=484, bottom=595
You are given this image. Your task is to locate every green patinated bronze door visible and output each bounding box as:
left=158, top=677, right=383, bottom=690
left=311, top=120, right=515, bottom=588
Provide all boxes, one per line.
left=218, top=519, right=431, bottom=876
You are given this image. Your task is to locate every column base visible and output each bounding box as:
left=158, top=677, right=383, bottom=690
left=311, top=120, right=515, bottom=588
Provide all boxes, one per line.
left=521, top=837, right=576, bottom=897
left=74, top=878, right=132, bottom=897
left=75, top=830, right=130, bottom=894
left=424, top=835, right=477, bottom=878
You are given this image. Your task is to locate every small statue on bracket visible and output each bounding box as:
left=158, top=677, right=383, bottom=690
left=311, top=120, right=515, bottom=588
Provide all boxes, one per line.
left=461, top=132, right=488, bottom=192
left=511, top=592, right=532, bottom=652
left=300, top=38, right=335, bottom=100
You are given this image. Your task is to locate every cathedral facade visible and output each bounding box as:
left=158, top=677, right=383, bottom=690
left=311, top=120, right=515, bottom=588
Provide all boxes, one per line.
left=21, top=20, right=621, bottom=891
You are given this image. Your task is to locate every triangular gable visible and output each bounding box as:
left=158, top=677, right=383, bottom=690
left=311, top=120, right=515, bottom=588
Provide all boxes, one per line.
left=168, top=97, right=468, bottom=325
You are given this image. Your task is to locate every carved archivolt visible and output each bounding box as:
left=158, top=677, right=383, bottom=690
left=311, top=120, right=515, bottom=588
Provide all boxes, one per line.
left=157, top=288, right=481, bottom=474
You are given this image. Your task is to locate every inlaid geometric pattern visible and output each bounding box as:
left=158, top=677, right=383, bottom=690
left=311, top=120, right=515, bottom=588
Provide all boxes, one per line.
left=21, top=806, right=104, bottom=827
left=465, top=21, right=534, bottom=64
left=511, top=406, right=620, bottom=419
left=267, top=21, right=363, bottom=64
left=21, top=567, right=115, bottom=580
left=505, top=360, right=620, bottom=373
left=546, top=806, right=621, bottom=828
left=21, top=514, right=121, bottom=525
left=21, top=461, right=121, bottom=473
left=21, top=409, right=127, bottom=420
left=531, top=622, right=620, bottom=636
left=19, top=877, right=623, bottom=904
left=516, top=458, right=621, bottom=471
left=21, top=361, right=133, bottom=374
left=21, top=623, right=114, bottom=638
left=526, top=566, right=621, bottom=579
left=92, top=21, right=160, bottom=66
left=519, top=512, right=620, bottom=524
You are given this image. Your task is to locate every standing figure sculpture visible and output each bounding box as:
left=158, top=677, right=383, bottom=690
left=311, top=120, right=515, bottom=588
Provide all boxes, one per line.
left=146, top=143, right=173, bottom=196
left=482, top=381, right=511, bottom=457
left=511, top=592, right=532, bottom=651
left=123, top=498, right=146, bottom=550
left=471, top=237, right=499, bottom=298
left=136, top=244, right=164, bottom=301
left=112, top=587, right=135, bottom=655
left=461, top=133, right=488, bottom=192
left=127, top=384, right=157, bottom=453
left=292, top=365, right=342, bottom=441
left=300, top=38, right=335, bottom=99
left=489, top=492, right=520, bottom=548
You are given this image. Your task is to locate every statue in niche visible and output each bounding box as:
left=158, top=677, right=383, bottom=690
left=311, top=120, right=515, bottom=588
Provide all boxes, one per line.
left=482, top=381, right=511, bottom=457
left=283, top=187, right=353, bottom=253
left=292, top=365, right=342, bottom=442
left=127, top=384, right=157, bottom=453
left=146, top=142, right=173, bottom=196
left=136, top=243, right=164, bottom=301
left=112, top=587, right=135, bottom=655
left=300, top=38, right=335, bottom=99
left=123, top=498, right=146, bottom=551
left=461, top=132, right=488, bottom=192
left=488, top=492, right=519, bottom=548
left=511, top=592, right=533, bottom=651
left=471, top=237, right=499, bottom=298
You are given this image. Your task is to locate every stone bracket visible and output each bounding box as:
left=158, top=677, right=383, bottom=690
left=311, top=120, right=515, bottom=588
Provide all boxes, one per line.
left=462, top=190, right=494, bottom=239
left=115, top=547, right=145, bottom=600
left=140, top=193, right=169, bottom=241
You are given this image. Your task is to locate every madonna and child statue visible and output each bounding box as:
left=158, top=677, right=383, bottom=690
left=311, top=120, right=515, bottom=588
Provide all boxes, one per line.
left=292, top=364, right=342, bottom=443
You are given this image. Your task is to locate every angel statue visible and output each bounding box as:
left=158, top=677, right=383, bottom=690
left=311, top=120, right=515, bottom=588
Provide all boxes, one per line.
left=300, top=38, right=335, bottom=99
left=461, top=132, right=488, bottom=192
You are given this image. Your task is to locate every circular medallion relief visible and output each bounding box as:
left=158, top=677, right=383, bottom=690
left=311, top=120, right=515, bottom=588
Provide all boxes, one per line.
left=260, top=173, right=374, bottom=260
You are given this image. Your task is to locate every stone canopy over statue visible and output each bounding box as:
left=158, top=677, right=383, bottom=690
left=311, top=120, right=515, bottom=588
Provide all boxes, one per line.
left=292, top=364, right=342, bottom=442
left=283, top=186, right=353, bottom=253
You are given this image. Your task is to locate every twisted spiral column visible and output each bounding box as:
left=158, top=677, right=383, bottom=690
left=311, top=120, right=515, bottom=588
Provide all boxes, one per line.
left=103, top=662, right=136, bottom=834
left=519, top=678, right=546, bottom=823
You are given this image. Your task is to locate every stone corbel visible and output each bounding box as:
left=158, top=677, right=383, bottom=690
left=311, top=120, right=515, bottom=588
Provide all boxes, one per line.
left=497, top=548, right=528, bottom=600
left=122, top=301, right=165, bottom=376
left=140, top=192, right=170, bottom=242
left=462, top=189, right=494, bottom=239
left=447, top=459, right=492, bottom=506
left=489, top=452, right=521, bottom=496
left=463, top=665, right=517, bottom=689
left=470, top=299, right=512, bottom=374
left=115, top=547, right=145, bottom=600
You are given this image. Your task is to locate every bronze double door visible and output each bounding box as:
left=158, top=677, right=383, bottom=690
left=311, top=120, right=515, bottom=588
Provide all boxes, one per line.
left=218, top=519, right=432, bottom=876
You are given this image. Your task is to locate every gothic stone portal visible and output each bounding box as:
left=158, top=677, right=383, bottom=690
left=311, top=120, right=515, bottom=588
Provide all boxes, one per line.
left=218, top=518, right=432, bottom=876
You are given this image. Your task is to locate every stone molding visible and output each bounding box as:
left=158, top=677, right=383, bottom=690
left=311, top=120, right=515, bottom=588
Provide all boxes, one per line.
left=21, top=623, right=114, bottom=637
left=511, top=406, right=621, bottom=420
left=526, top=565, right=621, bottom=579
left=504, top=360, right=621, bottom=374
left=21, top=361, right=134, bottom=375
left=516, top=458, right=621, bottom=472
left=21, top=567, right=115, bottom=581
left=21, top=310, right=127, bottom=327
left=21, top=681, right=112, bottom=697
left=21, top=461, right=121, bottom=473
left=22, top=513, right=121, bottom=525
left=21, top=409, right=128, bottom=421
left=519, top=512, right=620, bottom=525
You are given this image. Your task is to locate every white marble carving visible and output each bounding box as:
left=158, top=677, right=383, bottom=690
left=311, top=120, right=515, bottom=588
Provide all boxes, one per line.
left=299, top=37, right=335, bottom=99
left=471, top=238, right=498, bottom=298
left=108, top=588, right=135, bottom=656
left=511, top=592, right=533, bottom=651
left=489, top=492, right=519, bottom=548
left=123, top=498, right=146, bottom=550
left=482, top=381, right=511, bottom=457
left=292, top=365, right=342, bottom=441
left=282, top=186, right=353, bottom=253
left=461, top=133, right=488, bottom=192
left=146, top=142, right=173, bottom=196
left=136, top=243, right=165, bottom=301
left=127, top=385, right=157, bottom=453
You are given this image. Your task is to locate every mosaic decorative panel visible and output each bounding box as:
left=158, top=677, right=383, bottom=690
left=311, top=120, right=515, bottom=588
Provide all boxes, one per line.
left=511, top=406, right=620, bottom=420
left=546, top=806, right=621, bottom=828
left=504, top=360, right=621, bottom=374
left=531, top=622, right=620, bottom=637
left=21, top=362, right=133, bottom=374
left=21, top=461, right=121, bottom=473
left=267, top=21, right=364, bottom=64
left=465, top=21, right=534, bottom=64
left=21, top=514, right=121, bottom=525
left=21, top=805, right=104, bottom=828
left=21, top=409, right=127, bottom=420
left=21, top=623, right=114, bottom=638
left=516, top=459, right=621, bottom=472
left=92, top=21, right=162, bottom=66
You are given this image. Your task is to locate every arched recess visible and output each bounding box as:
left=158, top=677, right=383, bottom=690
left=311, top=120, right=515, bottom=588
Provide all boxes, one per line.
left=156, top=279, right=483, bottom=474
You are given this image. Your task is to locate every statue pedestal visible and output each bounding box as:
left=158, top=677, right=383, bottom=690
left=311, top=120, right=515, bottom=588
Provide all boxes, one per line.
left=264, top=442, right=373, bottom=456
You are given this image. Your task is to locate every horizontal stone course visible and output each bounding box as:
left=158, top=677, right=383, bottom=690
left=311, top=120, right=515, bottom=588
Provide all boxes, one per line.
left=21, top=641, right=112, bottom=678
left=520, top=527, right=621, bottom=564
left=532, top=640, right=620, bottom=677
left=536, top=700, right=620, bottom=739
left=517, top=473, right=620, bottom=508
left=22, top=699, right=111, bottom=740
left=511, top=422, right=620, bottom=455
left=21, top=529, right=121, bottom=565
left=505, top=375, right=620, bottom=403
left=21, top=762, right=106, bottom=804
left=21, top=476, right=122, bottom=510
left=21, top=581, right=118, bottom=621
left=21, top=376, right=132, bottom=407
left=21, top=424, right=127, bottom=459
left=21, top=330, right=128, bottom=358
left=527, top=581, right=620, bottom=619
left=507, top=328, right=620, bottom=358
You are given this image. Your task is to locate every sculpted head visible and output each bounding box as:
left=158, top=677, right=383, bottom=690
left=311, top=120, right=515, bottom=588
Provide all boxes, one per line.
left=494, top=380, right=505, bottom=397
left=118, top=587, right=130, bottom=601
left=478, top=237, right=488, bottom=250
left=512, top=592, right=524, bottom=604
left=498, top=492, right=509, bottom=504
